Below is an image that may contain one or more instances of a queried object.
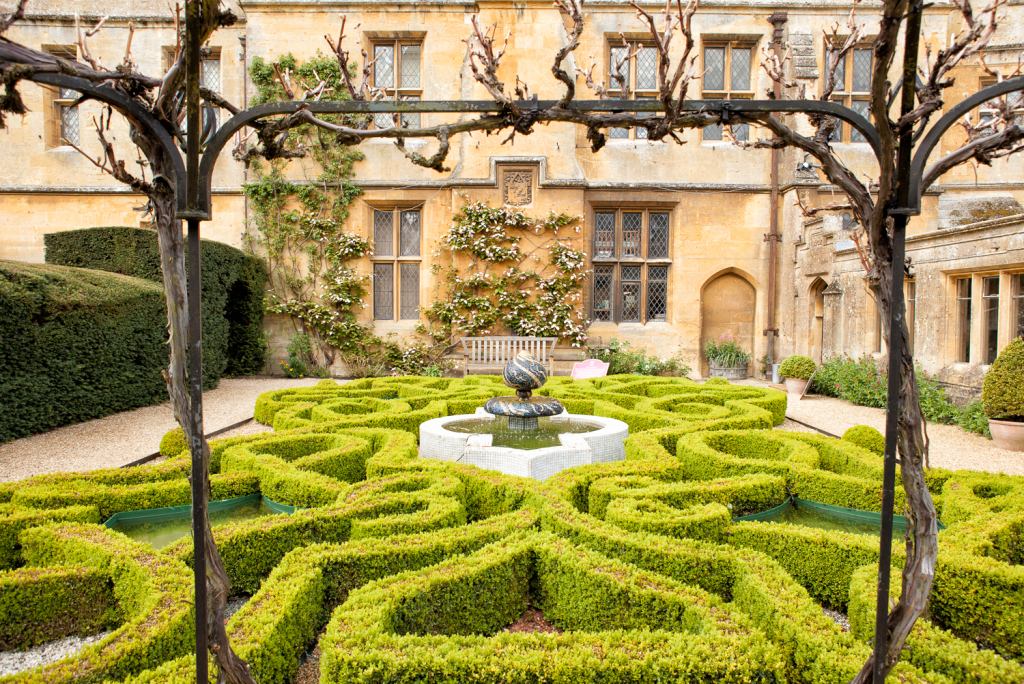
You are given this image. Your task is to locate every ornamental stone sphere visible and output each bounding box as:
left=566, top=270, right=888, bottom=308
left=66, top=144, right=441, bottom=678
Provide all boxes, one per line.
left=502, top=351, right=547, bottom=398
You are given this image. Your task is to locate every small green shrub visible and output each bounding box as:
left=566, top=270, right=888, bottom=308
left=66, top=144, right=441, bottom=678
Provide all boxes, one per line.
left=159, top=428, right=188, bottom=457
left=842, top=425, right=885, bottom=455
left=957, top=401, right=991, bottom=438
left=779, top=354, right=816, bottom=380
left=983, top=337, right=1024, bottom=420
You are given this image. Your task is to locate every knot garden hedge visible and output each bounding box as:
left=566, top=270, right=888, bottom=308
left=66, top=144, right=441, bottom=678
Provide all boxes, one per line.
left=0, top=375, right=1021, bottom=684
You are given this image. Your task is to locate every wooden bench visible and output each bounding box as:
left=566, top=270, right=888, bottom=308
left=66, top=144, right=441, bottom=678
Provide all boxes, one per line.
left=460, top=336, right=558, bottom=375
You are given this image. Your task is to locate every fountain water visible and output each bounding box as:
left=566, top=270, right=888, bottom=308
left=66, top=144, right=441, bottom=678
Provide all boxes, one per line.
left=420, top=352, right=628, bottom=480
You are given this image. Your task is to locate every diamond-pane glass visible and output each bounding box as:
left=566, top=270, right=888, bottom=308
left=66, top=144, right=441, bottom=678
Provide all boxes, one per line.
left=373, top=263, right=394, bottom=320
left=648, top=213, right=669, bottom=258
left=703, top=123, right=723, bottom=140
left=610, top=46, right=630, bottom=92
left=400, top=263, right=420, bottom=319
left=732, top=123, right=749, bottom=141
left=635, top=122, right=648, bottom=139
left=593, top=265, right=614, bottom=321
left=608, top=126, right=629, bottom=139
left=703, top=47, right=725, bottom=90
left=58, top=87, right=79, bottom=100
left=60, top=105, right=79, bottom=145
left=647, top=266, right=668, bottom=320
left=731, top=48, right=751, bottom=90
left=374, top=112, right=395, bottom=129
left=201, top=59, right=220, bottom=91
left=374, top=45, right=394, bottom=88
left=850, top=100, right=869, bottom=142
left=400, top=45, right=421, bottom=88
left=622, top=213, right=642, bottom=257
left=830, top=52, right=846, bottom=91
left=636, top=47, right=657, bottom=90
left=401, top=96, right=420, bottom=129
left=374, top=210, right=394, bottom=256
left=595, top=212, right=615, bottom=257
left=621, top=266, right=642, bottom=322
left=400, top=210, right=420, bottom=256
left=852, top=49, right=871, bottom=92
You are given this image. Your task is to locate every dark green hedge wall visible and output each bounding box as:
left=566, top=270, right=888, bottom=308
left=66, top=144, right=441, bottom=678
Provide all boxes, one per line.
left=0, top=262, right=168, bottom=442
left=45, top=226, right=267, bottom=384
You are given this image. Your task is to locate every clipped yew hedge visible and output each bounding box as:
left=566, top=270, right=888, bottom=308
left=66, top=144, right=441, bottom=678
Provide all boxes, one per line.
left=45, top=226, right=267, bottom=384
left=0, top=262, right=168, bottom=443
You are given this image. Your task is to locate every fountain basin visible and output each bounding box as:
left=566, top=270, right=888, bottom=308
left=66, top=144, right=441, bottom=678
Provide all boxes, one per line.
left=420, top=408, right=628, bottom=480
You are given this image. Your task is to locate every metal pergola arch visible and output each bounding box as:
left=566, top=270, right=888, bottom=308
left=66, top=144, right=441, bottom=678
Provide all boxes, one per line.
left=22, top=11, right=1024, bottom=681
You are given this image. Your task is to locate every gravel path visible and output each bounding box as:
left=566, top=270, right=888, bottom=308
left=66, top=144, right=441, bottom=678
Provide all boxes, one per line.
left=0, top=377, right=325, bottom=482
left=0, top=631, right=112, bottom=678
left=780, top=391, right=1024, bottom=476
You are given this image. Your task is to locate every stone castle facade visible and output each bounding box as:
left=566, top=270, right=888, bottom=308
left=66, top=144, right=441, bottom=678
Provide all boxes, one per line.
left=1, top=0, right=1022, bottom=398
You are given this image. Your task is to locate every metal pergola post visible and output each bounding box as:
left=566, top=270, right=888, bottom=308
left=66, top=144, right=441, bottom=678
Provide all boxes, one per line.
left=183, top=2, right=208, bottom=682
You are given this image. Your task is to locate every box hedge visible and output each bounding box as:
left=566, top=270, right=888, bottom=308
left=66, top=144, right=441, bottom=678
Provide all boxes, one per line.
left=0, top=262, right=168, bottom=442
left=44, top=226, right=267, bottom=383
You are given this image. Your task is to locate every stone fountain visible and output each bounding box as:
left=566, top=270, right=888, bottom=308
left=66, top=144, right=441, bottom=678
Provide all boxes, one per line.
left=419, top=352, right=628, bottom=480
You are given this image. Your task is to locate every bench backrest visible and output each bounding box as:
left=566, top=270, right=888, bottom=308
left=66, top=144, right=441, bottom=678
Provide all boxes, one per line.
left=461, top=336, right=558, bottom=366
left=570, top=358, right=610, bottom=379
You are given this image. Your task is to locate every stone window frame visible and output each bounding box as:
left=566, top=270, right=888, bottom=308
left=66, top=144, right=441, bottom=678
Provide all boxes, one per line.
left=978, top=75, right=1024, bottom=128
left=589, top=205, right=673, bottom=325
left=161, top=46, right=222, bottom=128
left=369, top=205, right=422, bottom=321
left=369, top=36, right=424, bottom=130
left=41, top=45, right=80, bottom=148
left=700, top=37, right=759, bottom=142
left=945, top=269, right=1024, bottom=367
left=607, top=38, right=660, bottom=141
left=824, top=40, right=875, bottom=144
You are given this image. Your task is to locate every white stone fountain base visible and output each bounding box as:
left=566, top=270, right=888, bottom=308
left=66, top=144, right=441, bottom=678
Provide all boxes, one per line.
left=419, top=408, right=628, bottom=480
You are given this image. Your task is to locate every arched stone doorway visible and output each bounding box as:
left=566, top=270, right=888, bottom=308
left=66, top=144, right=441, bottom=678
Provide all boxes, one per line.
left=809, top=278, right=827, bottom=364
left=700, top=272, right=756, bottom=376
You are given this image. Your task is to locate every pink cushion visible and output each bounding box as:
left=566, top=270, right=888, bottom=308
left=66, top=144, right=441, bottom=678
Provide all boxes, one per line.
left=571, top=359, right=610, bottom=380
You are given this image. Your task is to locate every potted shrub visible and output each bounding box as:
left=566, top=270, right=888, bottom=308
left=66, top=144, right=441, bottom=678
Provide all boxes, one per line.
left=983, top=337, right=1024, bottom=451
left=779, top=354, right=817, bottom=395
left=704, top=334, right=751, bottom=380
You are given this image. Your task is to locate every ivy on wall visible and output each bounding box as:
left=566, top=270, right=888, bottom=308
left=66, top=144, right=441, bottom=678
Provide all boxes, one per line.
left=421, top=202, right=590, bottom=348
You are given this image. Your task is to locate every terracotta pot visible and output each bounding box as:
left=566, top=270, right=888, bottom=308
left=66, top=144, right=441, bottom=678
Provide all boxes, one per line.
left=988, top=418, right=1024, bottom=452
left=708, top=363, right=748, bottom=380
left=785, top=377, right=810, bottom=396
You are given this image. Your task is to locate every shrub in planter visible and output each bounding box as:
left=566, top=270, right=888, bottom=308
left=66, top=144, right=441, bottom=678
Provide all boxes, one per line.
left=779, top=355, right=816, bottom=380
left=983, top=338, right=1024, bottom=450
left=842, top=425, right=885, bottom=455
left=704, top=334, right=750, bottom=379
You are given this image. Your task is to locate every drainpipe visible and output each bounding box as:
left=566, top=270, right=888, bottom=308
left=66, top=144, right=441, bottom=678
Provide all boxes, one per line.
left=239, top=36, right=249, bottom=232
left=765, top=12, right=788, bottom=374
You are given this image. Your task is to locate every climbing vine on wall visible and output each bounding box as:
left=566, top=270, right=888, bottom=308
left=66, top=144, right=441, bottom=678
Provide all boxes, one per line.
left=421, top=202, right=590, bottom=348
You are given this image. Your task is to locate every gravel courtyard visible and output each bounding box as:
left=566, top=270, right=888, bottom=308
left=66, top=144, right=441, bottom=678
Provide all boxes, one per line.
left=0, top=377, right=325, bottom=482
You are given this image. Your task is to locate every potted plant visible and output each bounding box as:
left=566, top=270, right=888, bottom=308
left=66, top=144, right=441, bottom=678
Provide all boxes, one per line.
left=704, top=334, right=751, bottom=380
left=779, top=355, right=817, bottom=395
left=983, top=337, right=1024, bottom=451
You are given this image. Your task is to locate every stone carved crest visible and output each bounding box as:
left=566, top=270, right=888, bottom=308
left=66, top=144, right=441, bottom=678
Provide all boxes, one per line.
left=804, top=230, right=831, bottom=276
left=503, top=171, right=533, bottom=206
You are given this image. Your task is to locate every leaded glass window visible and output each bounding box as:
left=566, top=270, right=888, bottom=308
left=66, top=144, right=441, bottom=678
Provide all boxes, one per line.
left=621, top=266, right=642, bottom=322
left=595, top=212, right=616, bottom=257
left=606, top=42, right=659, bottom=140
left=400, top=263, right=420, bottom=319
left=852, top=49, right=872, bottom=92
left=829, top=43, right=872, bottom=143
left=373, top=41, right=423, bottom=129
left=374, top=210, right=394, bottom=256
left=648, top=213, right=669, bottom=258
left=593, top=265, right=614, bottom=321
left=400, top=210, right=420, bottom=256
left=591, top=209, right=670, bottom=324
left=702, top=43, right=755, bottom=142
left=622, top=212, right=642, bottom=258
left=45, top=46, right=80, bottom=147
left=59, top=102, right=79, bottom=145
left=647, top=266, right=668, bottom=321
left=374, top=263, right=394, bottom=320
